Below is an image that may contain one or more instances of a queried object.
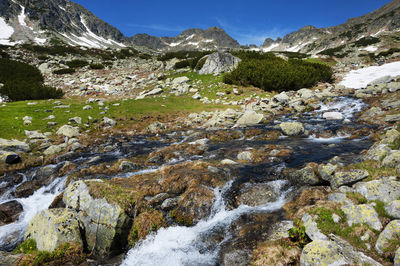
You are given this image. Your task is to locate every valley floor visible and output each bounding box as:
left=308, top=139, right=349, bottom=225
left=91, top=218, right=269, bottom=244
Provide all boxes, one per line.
left=1, top=54, right=400, bottom=266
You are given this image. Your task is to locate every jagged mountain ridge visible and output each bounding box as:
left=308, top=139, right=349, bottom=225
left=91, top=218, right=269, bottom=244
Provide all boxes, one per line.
left=128, top=27, right=241, bottom=51
left=0, top=0, right=129, bottom=48
left=261, top=0, right=400, bottom=54
left=0, top=0, right=240, bottom=51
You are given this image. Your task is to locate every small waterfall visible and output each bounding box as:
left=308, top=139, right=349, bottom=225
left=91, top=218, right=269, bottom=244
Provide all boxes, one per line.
left=0, top=176, right=66, bottom=250
left=122, top=180, right=290, bottom=266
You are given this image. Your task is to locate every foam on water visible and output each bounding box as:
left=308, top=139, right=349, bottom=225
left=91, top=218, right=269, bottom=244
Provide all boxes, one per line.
left=122, top=180, right=290, bottom=266
left=0, top=177, right=66, bottom=249
left=317, top=97, right=365, bottom=119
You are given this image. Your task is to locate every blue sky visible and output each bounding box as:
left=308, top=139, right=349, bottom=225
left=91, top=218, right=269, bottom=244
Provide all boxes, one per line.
left=73, top=0, right=392, bottom=45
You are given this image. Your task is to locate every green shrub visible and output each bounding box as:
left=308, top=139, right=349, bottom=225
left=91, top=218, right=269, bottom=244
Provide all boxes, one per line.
left=65, top=59, right=88, bottom=68
left=354, top=37, right=380, bottom=47
left=288, top=220, right=310, bottom=247
left=0, top=58, right=64, bottom=101
left=195, top=56, right=207, bottom=71
left=37, top=55, right=49, bottom=61
left=158, top=51, right=213, bottom=62
left=377, top=48, right=400, bottom=57
left=318, top=45, right=346, bottom=56
left=89, top=63, right=105, bottom=70
left=115, top=48, right=139, bottom=59
left=18, top=242, right=86, bottom=266
left=139, top=53, right=152, bottom=60
left=14, top=239, right=37, bottom=254
left=223, top=55, right=332, bottom=92
left=0, top=80, right=63, bottom=101
left=53, top=68, right=76, bottom=75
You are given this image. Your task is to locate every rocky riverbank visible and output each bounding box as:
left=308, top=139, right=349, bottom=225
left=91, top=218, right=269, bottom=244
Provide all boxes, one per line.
left=0, top=52, right=400, bottom=265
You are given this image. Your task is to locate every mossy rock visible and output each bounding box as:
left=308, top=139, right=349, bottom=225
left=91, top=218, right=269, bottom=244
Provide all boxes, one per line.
left=375, top=220, right=400, bottom=255
left=63, top=180, right=132, bottom=257
left=25, top=208, right=82, bottom=252
left=300, top=240, right=346, bottom=266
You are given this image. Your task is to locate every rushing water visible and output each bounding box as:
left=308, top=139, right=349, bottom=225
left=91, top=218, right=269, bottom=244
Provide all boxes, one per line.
left=122, top=180, right=290, bottom=266
left=0, top=97, right=374, bottom=261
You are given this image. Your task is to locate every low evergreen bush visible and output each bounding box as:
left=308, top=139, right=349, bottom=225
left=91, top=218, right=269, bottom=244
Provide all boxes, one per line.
left=65, top=59, right=88, bottom=68
left=0, top=58, right=63, bottom=101
left=53, top=68, right=76, bottom=75
left=89, top=63, right=105, bottom=70
left=223, top=54, right=332, bottom=92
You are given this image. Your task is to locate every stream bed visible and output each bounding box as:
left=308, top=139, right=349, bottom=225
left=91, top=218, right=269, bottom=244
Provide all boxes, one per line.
left=0, top=97, right=375, bottom=264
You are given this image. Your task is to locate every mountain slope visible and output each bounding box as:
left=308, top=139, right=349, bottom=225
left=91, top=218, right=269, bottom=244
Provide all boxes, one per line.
left=0, top=0, right=127, bottom=48
left=128, top=27, right=241, bottom=51
left=261, top=0, right=400, bottom=54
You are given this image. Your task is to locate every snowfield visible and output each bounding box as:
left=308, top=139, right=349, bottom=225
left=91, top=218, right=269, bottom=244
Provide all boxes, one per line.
left=0, top=17, right=14, bottom=45
left=339, top=61, right=400, bottom=89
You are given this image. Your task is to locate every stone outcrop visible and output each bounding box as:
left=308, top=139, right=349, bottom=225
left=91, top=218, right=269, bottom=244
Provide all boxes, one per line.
left=198, top=52, right=241, bottom=75
left=63, top=180, right=131, bottom=257
left=25, top=208, right=82, bottom=252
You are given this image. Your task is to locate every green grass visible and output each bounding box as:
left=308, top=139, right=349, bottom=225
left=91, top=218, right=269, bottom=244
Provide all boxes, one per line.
left=303, top=58, right=337, bottom=67
left=168, top=71, right=276, bottom=101
left=0, top=95, right=225, bottom=140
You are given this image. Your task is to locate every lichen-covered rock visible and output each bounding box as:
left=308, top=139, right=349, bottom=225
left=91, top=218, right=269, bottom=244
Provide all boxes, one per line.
left=382, top=150, right=400, bottom=167
left=318, top=163, right=337, bottom=181
left=327, top=193, right=353, bottom=206
left=63, top=180, right=130, bottom=257
left=237, top=151, right=253, bottom=162
left=0, top=138, right=30, bottom=152
left=353, top=177, right=400, bottom=203
left=302, top=213, right=328, bottom=241
left=0, top=151, right=21, bottom=164
left=300, top=240, right=347, bottom=266
left=289, top=166, right=320, bottom=185
left=385, top=200, right=400, bottom=219
left=329, top=235, right=382, bottom=266
left=375, top=220, right=400, bottom=254
left=380, top=129, right=400, bottom=145
left=56, top=125, right=79, bottom=138
left=365, top=143, right=392, bottom=161
left=279, top=122, right=305, bottom=136
left=394, top=247, right=400, bottom=266
left=327, top=170, right=369, bottom=189
left=25, top=208, right=82, bottom=251
left=198, top=52, right=241, bottom=75
left=236, top=183, right=280, bottom=207
left=341, top=204, right=382, bottom=231
left=236, top=110, right=264, bottom=126
left=0, top=251, right=24, bottom=265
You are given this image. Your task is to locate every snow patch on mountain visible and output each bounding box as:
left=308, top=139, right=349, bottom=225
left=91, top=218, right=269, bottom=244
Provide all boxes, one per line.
left=339, top=61, right=400, bottom=89
left=0, top=17, right=15, bottom=45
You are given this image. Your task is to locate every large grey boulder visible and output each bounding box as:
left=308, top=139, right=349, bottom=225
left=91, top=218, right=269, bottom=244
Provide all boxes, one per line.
left=63, top=180, right=131, bottom=257
left=25, top=208, right=82, bottom=252
left=279, top=122, right=305, bottom=136
left=56, top=125, right=79, bottom=138
left=380, top=129, right=400, bottom=145
left=300, top=240, right=347, bottom=266
left=235, top=110, right=264, bottom=126
left=375, top=220, right=400, bottom=254
left=354, top=177, right=400, bottom=203
left=341, top=204, right=382, bottom=231
left=198, top=52, right=241, bottom=75
left=0, top=138, right=30, bottom=153
left=365, top=143, right=392, bottom=161
left=382, top=150, right=400, bottom=167
left=327, top=170, right=369, bottom=189
left=301, top=213, right=328, bottom=241
left=290, top=166, right=320, bottom=185
left=385, top=200, right=400, bottom=219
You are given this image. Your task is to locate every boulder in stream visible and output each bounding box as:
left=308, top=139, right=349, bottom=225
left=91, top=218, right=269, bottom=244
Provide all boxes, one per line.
left=0, top=200, right=23, bottom=226
left=63, top=180, right=131, bottom=257
left=25, top=208, right=82, bottom=252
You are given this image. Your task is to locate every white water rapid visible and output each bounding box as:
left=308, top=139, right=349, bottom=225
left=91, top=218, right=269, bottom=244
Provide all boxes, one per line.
left=122, top=180, right=290, bottom=266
